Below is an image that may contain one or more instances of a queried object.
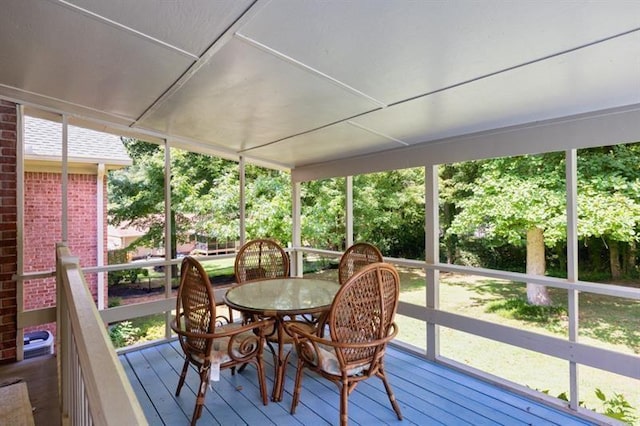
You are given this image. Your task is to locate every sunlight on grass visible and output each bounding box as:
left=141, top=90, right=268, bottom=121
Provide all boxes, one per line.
left=440, top=328, right=570, bottom=400
left=397, top=271, right=639, bottom=416
left=395, top=314, right=426, bottom=349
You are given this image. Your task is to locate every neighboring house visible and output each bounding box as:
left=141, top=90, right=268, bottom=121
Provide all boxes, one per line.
left=23, top=116, right=131, bottom=334
left=107, top=224, right=165, bottom=259
left=108, top=223, right=238, bottom=259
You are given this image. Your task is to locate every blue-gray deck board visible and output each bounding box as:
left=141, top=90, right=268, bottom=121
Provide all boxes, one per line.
left=119, top=341, right=595, bottom=425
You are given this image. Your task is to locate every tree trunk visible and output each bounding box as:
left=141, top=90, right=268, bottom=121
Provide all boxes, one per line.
left=609, top=239, right=621, bottom=280
left=625, top=241, right=638, bottom=276
left=526, top=226, right=551, bottom=306
left=442, top=203, right=456, bottom=264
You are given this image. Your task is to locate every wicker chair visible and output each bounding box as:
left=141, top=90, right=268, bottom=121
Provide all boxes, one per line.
left=171, top=256, right=273, bottom=425
left=233, top=238, right=290, bottom=326
left=234, top=238, right=289, bottom=283
left=233, top=239, right=316, bottom=363
left=338, top=242, right=384, bottom=285
left=286, top=262, right=403, bottom=426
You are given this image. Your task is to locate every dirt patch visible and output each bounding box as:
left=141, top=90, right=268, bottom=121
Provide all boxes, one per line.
left=108, top=274, right=236, bottom=305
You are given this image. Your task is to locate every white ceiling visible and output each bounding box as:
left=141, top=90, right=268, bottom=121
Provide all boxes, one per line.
left=1, top=0, right=639, bottom=171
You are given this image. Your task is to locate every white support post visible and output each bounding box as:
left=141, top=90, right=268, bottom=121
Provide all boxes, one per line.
left=425, top=165, right=440, bottom=360
left=566, top=149, right=580, bottom=410
left=291, top=180, right=302, bottom=277
left=164, top=141, right=172, bottom=338
left=16, top=104, right=24, bottom=361
left=345, top=176, right=353, bottom=247
left=56, top=242, right=71, bottom=420
left=96, top=164, right=105, bottom=310
left=239, top=156, right=246, bottom=246
left=62, top=115, right=69, bottom=243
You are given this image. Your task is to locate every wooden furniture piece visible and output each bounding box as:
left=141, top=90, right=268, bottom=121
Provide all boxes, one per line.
left=234, top=239, right=289, bottom=283
left=286, top=262, right=403, bottom=426
left=338, top=242, right=384, bottom=285
left=171, top=256, right=273, bottom=425
left=224, top=277, right=340, bottom=402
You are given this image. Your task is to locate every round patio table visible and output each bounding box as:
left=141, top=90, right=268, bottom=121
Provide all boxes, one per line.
left=225, top=277, right=340, bottom=402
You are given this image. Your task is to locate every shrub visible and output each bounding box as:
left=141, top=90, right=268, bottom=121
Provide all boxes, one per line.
left=548, top=388, right=638, bottom=424
left=109, top=321, right=142, bottom=348
left=595, top=388, right=638, bottom=424
left=107, top=249, right=149, bottom=286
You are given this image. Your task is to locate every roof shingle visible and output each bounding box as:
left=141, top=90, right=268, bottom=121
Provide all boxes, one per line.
left=25, top=116, right=131, bottom=163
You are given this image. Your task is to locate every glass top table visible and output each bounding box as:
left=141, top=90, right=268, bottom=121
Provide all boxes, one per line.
left=224, top=277, right=340, bottom=402
left=224, top=277, right=340, bottom=316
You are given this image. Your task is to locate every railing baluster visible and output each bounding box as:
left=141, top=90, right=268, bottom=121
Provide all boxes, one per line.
left=56, top=243, right=148, bottom=425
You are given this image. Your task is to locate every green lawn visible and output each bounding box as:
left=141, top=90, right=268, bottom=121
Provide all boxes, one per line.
left=392, top=269, right=639, bottom=420
left=308, top=266, right=639, bottom=420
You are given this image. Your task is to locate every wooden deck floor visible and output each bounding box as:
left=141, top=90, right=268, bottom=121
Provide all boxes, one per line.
left=120, top=341, right=596, bottom=426
left=0, top=354, right=60, bottom=426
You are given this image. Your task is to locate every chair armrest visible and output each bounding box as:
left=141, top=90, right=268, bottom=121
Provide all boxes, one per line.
left=285, top=322, right=399, bottom=370
left=170, top=314, right=275, bottom=339
left=213, top=317, right=275, bottom=339
left=286, top=321, right=398, bottom=349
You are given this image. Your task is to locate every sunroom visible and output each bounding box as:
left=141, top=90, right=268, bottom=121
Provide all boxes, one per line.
left=0, top=1, right=639, bottom=425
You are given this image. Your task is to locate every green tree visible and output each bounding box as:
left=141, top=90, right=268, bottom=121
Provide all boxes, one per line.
left=354, top=169, right=425, bottom=258
left=301, top=178, right=345, bottom=250
left=108, top=141, right=294, bottom=259
left=108, top=141, right=240, bottom=265
left=446, top=153, right=566, bottom=305
left=442, top=143, right=640, bottom=305
left=245, top=166, right=292, bottom=244
left=108, top=140, right=167, bottom=251
left=577, top=144, right=640, bottom=279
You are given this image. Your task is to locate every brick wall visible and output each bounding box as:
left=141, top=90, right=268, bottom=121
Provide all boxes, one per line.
left=0, top=100, right=17, bottom=362
left=24, top=172, right=107, bottom=313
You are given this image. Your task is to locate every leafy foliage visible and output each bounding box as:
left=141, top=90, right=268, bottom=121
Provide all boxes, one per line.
left=446, top=153, right=566, bottom=247
left=108, top=138, right=640, bottom=282
left=595, top=387, right=638, bottom=424
left=354, top=169, right=425, bottom=258
left=301, top=178, right=346, bottom=250
left=440, top=144, right=640, bottom=280
left=109, top=321, right=142, bottom=348
left=108, top=140, right=293, bottom=252
left=106, top=249, right=147, bottom=286
left=552, top=388, right=638, bottom=424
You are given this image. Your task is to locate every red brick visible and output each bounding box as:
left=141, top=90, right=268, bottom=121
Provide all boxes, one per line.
left=0, top=114, right=16, bottom=124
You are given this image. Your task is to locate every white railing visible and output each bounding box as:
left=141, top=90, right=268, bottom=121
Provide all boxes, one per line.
left=48, top=245, right=638, bottom=423
left=56, top=243, right=148, bottom=426
left=294, top=246, right=640, bottom=420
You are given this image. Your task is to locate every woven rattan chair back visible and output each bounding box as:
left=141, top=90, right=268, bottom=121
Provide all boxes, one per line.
left=176, top=256, right=217, bottom=359
left=288, top=262, right=403, bottom=425
left=338, top=242, right=383, bottom=285
left=172, top=256, right=271, bottom=425
left=330, top=262, right=399, bottom=368
left=235, top=239, right=289, bottom=283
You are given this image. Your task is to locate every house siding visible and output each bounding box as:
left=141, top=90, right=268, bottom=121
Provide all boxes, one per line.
left=0, top=100, right=17, bottom=362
